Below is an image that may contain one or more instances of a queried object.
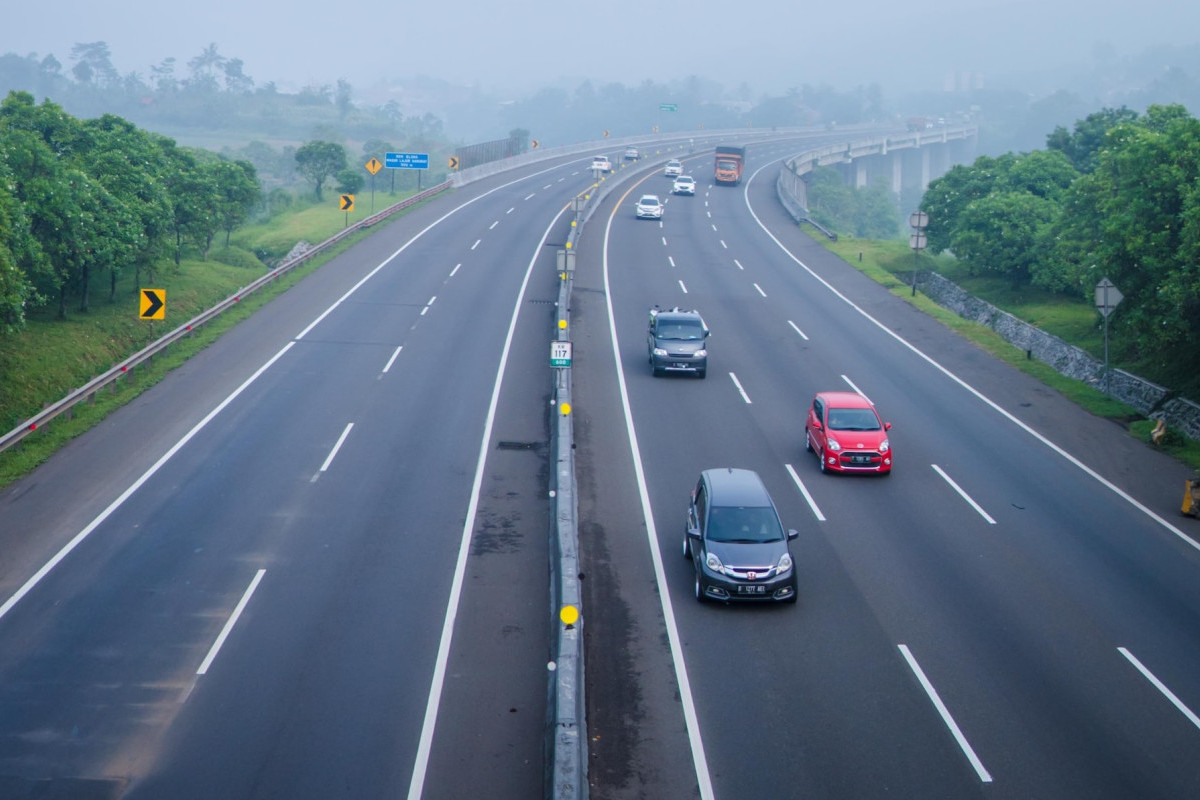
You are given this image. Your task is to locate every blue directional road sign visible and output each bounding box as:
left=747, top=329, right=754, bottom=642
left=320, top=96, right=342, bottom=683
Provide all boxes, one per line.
left=385, top=152, right=430, bottom=169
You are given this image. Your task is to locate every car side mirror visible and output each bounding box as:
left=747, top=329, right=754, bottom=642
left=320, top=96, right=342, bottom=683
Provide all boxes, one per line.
left=884, top=422, right=892, bottom=431
left=787, top=529, right=798, bottom=540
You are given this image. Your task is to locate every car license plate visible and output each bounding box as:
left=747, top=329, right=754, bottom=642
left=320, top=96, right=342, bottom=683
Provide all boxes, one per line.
left=851, top=454, right=872, bottom=464
left=737, top=585, right=766, bottom=594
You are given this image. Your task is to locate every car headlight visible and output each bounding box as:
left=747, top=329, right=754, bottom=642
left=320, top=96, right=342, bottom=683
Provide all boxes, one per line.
left=777, top=553, right=793, bottom=574
left=826, top=437, right=842, bottom=451
left=693, top=349, right=707, bottom=358
left=705, top=551, right=725, bottom=575
left=653, top=347, right=668, bottom=357
left=878, top=438, right=889, bottom=453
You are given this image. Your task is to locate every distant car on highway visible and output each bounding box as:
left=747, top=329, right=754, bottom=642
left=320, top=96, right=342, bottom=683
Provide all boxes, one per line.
left=635, top=194, right=664, bottom=220
left=804, top=391, right=892, bottom=474
left=591, top=155, right=613, bottom=173
left=663, top=159, right=683, bottom=178
left=672, top=175, right=696, bottom=195
left=685, top=468, right=799, bottom=604
left=624, top=147, right=640, bottom=161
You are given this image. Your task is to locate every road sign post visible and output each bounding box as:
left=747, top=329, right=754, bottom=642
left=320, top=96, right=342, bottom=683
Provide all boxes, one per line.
left=1095, top=277, right=1124, bottom=392
left=909, top=210, right=929, bottom=296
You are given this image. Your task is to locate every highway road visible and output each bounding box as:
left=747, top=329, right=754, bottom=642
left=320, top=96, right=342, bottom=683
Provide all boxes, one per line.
left=0, top=148, right=657, bottom=799
left=573, top=143, right=1200, bottom=798
left=1, top=131, right=1198, bottom=800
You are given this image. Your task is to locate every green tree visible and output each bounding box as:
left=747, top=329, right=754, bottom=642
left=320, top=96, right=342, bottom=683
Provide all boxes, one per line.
left=335, top=167, right=364, bottom=195
left=921, top=155, right=1014, bottom=255
left=209, top=158, right=261, bottom=246
left=950, top=192, right=1057, bottom=288
left=1046, top=107, right=1138, bottom=173
left=295, top=140, right=347, bottom=201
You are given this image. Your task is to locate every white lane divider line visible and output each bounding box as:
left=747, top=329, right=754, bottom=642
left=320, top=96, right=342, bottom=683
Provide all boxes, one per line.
left=506, top=207, right=515, bottom=214
left=197, top=569, right=266, bottom=675
left=449, top=263, right=461, bottom=277
left=1119, top=647, right=1200, bottom=730
left=898, top=644, right=994, bottom=783
left=489, top=221, right=499, bottom=230
left=471, top=239, right=481, bottom=250
left=734, top=259, right=745, bottom=271
left=382, top=346, right=403, bottom=374
left=719, top=240, right=728, bottom=249
left=662, top=236, right=668, bottom=247
left=524, top=193, right=536, bottom=200
left=753, top=283, right=767, bottom=298
left=931, top=464, right=996, bottom=524
left=841, top=374, right=871, bottom=403
left=785, top=463, right=826, bottom=521
left=318, top=423, right=355, bottom=475
left=729, top=372, right=752, bottom=404
left=788, top=320, right=809, bottom=340
left=679, top=280, right=689, bottom=294
left=420, top=296, right=437, bottom=316
left=711, top=224, right=718, bottom=232
left=668, top=256, right=676, bottom=268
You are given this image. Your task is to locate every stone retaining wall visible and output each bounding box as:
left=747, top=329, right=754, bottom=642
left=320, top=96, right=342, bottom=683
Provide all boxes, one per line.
left=918, top=271, right=1200, bottom=441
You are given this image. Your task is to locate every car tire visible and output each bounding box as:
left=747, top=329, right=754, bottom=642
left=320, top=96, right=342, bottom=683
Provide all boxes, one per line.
left=804, top=431, right=812, bottom=452
left=694, top=573, right=706, bottom=603
left=818, top=447, right=828, bottom=473
left=683, top=534, right=691, bottom=559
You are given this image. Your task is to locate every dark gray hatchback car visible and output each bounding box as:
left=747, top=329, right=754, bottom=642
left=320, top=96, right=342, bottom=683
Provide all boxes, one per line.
left=648, top=306, right=708, bottom=377
left=684, top=468, right=798, bottom=603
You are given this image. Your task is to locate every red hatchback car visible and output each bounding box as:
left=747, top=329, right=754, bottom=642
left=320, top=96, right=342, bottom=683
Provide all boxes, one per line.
left=805, top=391, right=893, bottom=474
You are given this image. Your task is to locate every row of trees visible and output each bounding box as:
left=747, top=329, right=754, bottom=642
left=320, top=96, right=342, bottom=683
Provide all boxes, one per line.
left=0, top=91, right=261, bottom=333
left=921, top=104, right=1200, bottom=361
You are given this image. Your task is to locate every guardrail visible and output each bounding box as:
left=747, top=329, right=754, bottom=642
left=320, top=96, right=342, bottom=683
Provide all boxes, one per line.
left=0, top=182, right=452, bottom=456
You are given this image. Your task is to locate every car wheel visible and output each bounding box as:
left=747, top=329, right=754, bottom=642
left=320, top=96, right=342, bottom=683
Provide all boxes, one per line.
left=694, top=572, right=706, bottom=603
left=818, top=447, right=828, bottom=473
left=683, top=534, right=691, bottom=559
left=804, top=431, right=812, bottom=452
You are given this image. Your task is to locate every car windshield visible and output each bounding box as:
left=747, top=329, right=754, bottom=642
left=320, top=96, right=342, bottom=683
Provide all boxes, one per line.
left=707, top=506, right=783, bottom=543
left=717, top=160, right=737, bottom=169
left=678, top=178, right=692, bottom=184
left=668, top=161, right=680, bottom=167
left=827, top=407, right=882, bottom=431
left=640, top=198, right=659, bottom=207
left=658, top=322, right=703, bottom=340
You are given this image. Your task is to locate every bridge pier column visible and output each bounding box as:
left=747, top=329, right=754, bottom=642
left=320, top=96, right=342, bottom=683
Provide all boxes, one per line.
left=892, top=152, right=903, bottom=194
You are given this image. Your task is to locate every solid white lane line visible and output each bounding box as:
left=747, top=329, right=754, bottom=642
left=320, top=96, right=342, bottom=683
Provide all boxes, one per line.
left=841, top=374, right=871, bottom=403
left=1119, top=647, right=1200, bottom=730
left=319, top=423, right=354, bottom=473
left=785, top=463, right=826, bottom=521
left=898, top=644, right=994, bottom=783
left=788, top=320, right=809, bottom=340
left=753, top=283, right=767, bottom=298
left=729, top=372, right=752, bottom=404
left=600, top=191, right=715, bottom=800
left=738, top=160, right=1199, bottom=552
left=382, top=346, right=403, bottom=373
left=197, top=569, right=266, bottom=675
left=0, top=160, right=577, bottom=627
left=734, top=259, right=745, bottom=271
left=0, top=341, right=296, bottom=623
left=406, top=196, right=567, bottom=800
left=679, top=280, right=689, bottom=294
left=931, top=464, right=996, bottom=524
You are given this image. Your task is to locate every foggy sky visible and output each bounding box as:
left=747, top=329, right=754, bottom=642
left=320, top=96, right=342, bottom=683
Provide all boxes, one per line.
left=4, top=0, right=1198, bottom=98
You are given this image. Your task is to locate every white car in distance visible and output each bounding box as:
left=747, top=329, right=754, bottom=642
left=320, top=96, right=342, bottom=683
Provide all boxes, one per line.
left=672, top=175, right=696, bottom=195
left=635, top=194, right=664, bottom=220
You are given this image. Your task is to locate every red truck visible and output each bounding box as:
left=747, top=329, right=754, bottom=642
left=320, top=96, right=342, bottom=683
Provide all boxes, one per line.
left=714, top=145, right=745, bottom=185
